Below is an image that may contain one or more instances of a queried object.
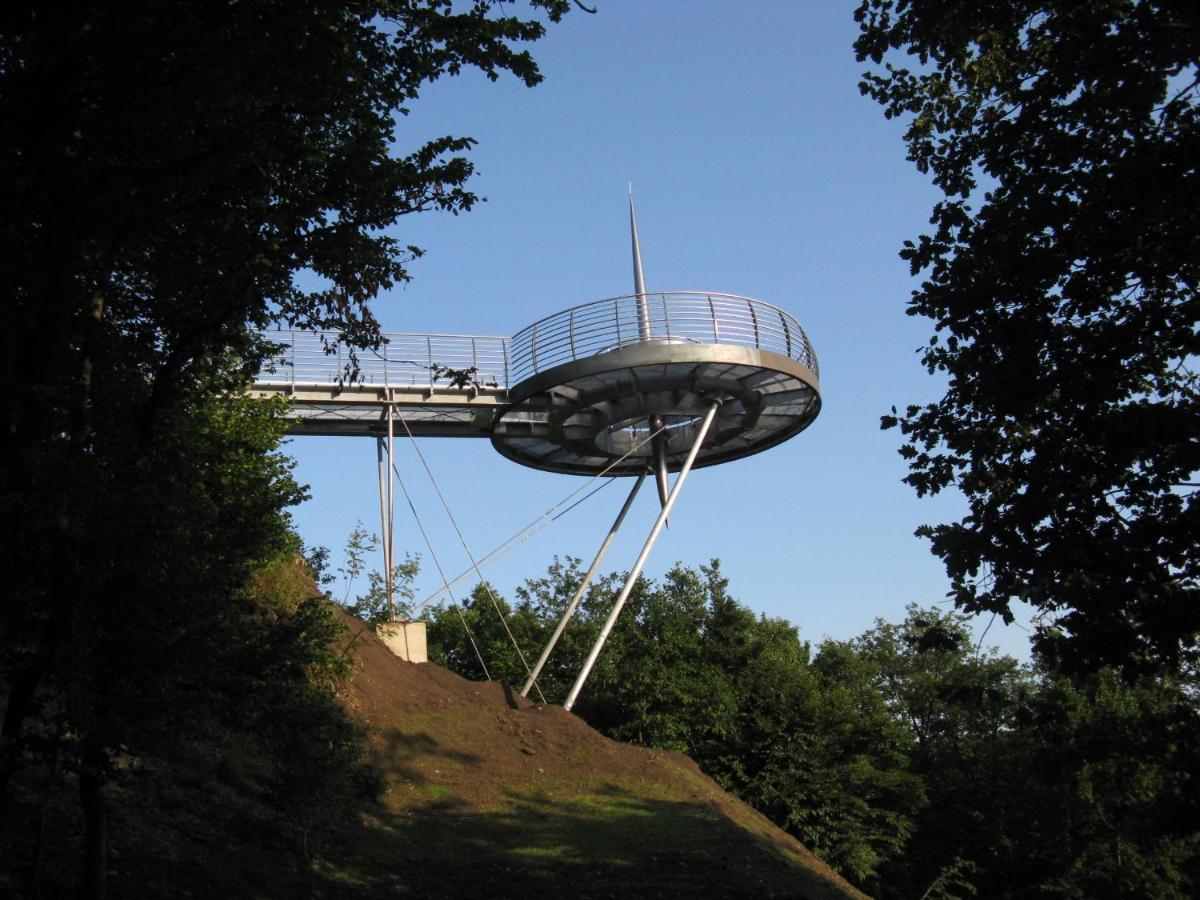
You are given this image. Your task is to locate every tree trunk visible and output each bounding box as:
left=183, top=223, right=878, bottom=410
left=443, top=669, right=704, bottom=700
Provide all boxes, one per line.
left=79, top=741, right=109, bottom=900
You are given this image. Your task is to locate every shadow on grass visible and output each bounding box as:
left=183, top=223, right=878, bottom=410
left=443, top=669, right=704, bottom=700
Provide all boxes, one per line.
left=369, top=727, right=483, bottom=789
left=319, top=782, right=854, bottom=900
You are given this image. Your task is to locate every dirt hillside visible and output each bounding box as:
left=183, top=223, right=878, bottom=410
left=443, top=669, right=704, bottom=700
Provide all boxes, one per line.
left=327, top=613, right=868, bottom=899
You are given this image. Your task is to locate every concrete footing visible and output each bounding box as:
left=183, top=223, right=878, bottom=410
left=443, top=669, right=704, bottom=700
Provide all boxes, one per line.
left=376, top=621, right=428, bottom=663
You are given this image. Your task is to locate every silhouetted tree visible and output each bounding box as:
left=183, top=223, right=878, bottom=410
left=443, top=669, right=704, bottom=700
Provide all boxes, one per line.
left=856, top=0, right=1200, bottom=674
left=1, top=2, right=569, bottom=894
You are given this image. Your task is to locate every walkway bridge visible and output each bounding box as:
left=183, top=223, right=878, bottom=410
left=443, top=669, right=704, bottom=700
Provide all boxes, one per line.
left=250, top=202, right=822, bottom=710
left=250, top=290, right=821, bottom=473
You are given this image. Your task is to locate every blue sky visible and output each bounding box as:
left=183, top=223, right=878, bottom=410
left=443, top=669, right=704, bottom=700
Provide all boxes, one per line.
left=287, top=1, right=1035, bottom=658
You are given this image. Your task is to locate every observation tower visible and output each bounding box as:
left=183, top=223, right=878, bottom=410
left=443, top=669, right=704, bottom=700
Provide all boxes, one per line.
left=251, top=199, right=821, bottom=709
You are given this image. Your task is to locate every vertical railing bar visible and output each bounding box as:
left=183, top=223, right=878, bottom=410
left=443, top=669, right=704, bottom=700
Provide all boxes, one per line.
left=779, top=309, right=792, bottom=358
left=708, top=296, right=719, bottom=345
left=747, top=298, right=760, bottom=349
left=569, top=309, right=576, bottom=360
left=662, top=293, right=671, bottom=343
left=427, top=335, right=433, bottom=389
left=615, top=299, right=622, bottom=347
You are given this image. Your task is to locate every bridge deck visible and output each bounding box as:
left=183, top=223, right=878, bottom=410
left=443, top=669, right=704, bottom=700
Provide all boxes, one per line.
left=251, top=329, right=512, bottom=438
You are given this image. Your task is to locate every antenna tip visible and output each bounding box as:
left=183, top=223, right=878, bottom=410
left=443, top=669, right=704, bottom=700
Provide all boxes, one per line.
left=627, top=181, right=633, bottom=197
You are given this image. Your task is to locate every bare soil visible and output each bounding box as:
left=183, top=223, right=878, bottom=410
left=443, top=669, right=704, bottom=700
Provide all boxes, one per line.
left=324, top=612, right=868, bottom=899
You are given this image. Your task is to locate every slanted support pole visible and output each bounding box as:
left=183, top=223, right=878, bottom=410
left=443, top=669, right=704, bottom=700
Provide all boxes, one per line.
left=563, top=400, right=721, bottom=712
left=376, top=435, right=389, bottom=599
left=376, top=403, right=396, bottom=621
left=521, top=471, right=647, bottom=698
left=385, top=399, right=395, bottom=619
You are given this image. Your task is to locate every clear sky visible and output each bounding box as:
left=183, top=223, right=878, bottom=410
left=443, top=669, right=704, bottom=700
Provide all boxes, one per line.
left=287, top=1, right=1035, bottom=659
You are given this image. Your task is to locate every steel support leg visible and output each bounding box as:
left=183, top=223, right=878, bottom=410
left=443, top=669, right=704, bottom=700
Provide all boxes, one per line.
left=521, top=471, right=647, bottom=698
left=563, top=400, right=721, bottom=712
left=651, top=414, right=671, bottom=524
left=385, top=400, right=395, bottom=619
left=376, top=436, right=390, bottom=606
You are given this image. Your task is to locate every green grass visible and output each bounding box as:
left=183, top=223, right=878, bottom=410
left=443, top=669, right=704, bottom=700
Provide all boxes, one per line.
left=315, top=778, right=857, bottom=900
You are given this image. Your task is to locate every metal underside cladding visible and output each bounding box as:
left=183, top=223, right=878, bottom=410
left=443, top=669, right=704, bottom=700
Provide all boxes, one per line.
left=491, top=341, right=821, bottom=476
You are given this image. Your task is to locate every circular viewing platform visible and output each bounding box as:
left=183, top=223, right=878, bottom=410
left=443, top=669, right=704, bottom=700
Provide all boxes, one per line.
left=491, top=292, right=821, bottom=475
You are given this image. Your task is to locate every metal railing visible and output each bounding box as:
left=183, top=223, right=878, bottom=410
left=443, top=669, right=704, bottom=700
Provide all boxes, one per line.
left=507, top=292, right=818, bottom=385
left=255, top=329, right=511, bottom=390
left=255, top=293, right=817, bottom=391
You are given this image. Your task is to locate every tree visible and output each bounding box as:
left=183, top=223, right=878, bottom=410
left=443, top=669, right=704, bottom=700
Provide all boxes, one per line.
left=1, top=2, right=569, bottom=893
left=850, top=606, right=1200, bottom=900
left=855, top=0, right=1200, bottom=674
left=856, top=606, right=1037, bottom=898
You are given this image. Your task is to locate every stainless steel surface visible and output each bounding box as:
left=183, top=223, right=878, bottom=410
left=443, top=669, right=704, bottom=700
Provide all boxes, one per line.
left=630, top=196, right=651, bottom=342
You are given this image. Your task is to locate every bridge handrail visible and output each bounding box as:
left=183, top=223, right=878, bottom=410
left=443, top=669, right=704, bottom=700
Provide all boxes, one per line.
left=254, top=329, right=511, bottom=390
left=507, top=292, right=818, bottom=385
left=255, top=293, right=818, bottom=391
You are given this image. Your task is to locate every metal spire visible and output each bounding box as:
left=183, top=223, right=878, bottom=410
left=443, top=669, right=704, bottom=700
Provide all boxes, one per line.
left=629, top=187, right=650, bottom=340
left=628, top=187, right=671, bottom=516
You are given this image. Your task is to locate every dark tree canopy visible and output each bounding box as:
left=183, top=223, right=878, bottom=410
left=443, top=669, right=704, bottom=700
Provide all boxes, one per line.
left=1, top=2, right=567, bottom=893
left=855, top=0, right=1200, bottom=674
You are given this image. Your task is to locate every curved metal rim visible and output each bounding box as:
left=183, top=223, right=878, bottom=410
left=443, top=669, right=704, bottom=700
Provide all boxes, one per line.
left=503, top=341, right=820, bottom=408
left=491, top=341, right=822, bottom=476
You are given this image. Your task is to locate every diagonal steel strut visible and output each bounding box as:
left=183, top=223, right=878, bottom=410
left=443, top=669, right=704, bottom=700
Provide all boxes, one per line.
left=563, top=399, right=721, bottom=712
left=520, top=471, right=647, bottom=698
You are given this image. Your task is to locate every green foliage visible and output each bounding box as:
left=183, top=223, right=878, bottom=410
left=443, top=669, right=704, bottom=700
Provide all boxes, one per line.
left=424, top=581, right=545, bottom=688
left=338, top=523, right=379, bottom=606
left=855, top=0, right=1200, bottom=675
left=1027, top=671, right=1200, bottom=900
left=334, top=522, right=421, bottom=623
left=864, top=609, right=1200, bottom=900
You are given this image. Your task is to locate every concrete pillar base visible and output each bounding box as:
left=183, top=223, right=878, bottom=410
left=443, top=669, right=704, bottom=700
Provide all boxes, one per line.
left=376, top=621, right=428, bottom=663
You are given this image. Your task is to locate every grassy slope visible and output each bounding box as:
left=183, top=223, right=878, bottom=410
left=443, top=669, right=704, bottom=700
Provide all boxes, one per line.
left=320, top=613, right=867, bottom=900
left=1, top=611, right=867, bottom=899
